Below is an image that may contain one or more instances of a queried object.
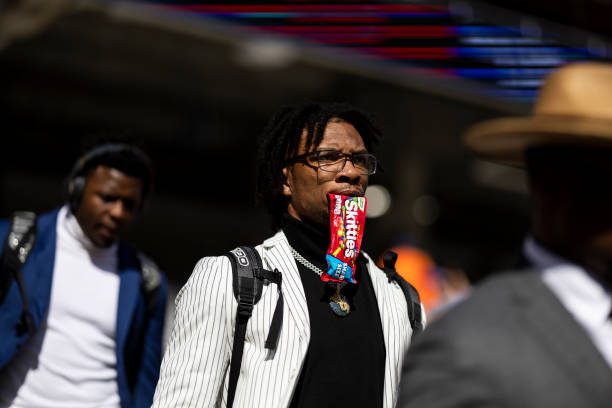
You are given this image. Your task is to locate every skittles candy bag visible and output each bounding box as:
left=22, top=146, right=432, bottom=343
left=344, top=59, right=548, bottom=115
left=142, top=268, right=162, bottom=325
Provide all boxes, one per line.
left=323, top=193, right=367, bottom=284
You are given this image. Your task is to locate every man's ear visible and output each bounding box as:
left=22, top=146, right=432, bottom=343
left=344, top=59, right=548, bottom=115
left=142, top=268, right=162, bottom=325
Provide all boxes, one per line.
left=282, top=167, right=292, bottom=197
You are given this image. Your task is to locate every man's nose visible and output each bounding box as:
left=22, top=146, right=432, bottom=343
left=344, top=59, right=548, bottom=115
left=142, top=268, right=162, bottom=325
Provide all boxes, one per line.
left=335, top=158, right=362, bottom=183
left=109, top=201, right=130, bottom=220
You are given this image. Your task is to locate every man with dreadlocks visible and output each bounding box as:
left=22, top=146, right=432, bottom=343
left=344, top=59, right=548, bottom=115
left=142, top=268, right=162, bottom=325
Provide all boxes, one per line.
left=152, top=102, right=421, bottom=408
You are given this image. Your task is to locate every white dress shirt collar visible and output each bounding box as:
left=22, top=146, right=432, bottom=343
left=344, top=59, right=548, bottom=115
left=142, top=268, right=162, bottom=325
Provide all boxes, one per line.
left=524, top=237, right=611, bottom=325
left=524, top=237, right=612, bottom=367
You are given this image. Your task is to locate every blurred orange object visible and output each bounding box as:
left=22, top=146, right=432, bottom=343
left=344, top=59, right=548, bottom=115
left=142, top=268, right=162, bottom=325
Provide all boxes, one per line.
left=383, top=245, right=441, bottom=312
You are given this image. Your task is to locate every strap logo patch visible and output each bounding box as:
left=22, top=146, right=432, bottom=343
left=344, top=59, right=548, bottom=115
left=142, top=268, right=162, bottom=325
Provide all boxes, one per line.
left=231, top=248, right=250, bottom=267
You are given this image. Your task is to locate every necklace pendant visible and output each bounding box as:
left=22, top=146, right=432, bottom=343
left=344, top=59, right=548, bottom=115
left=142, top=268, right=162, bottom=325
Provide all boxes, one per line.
left=329, top=283, right=350, bottom=317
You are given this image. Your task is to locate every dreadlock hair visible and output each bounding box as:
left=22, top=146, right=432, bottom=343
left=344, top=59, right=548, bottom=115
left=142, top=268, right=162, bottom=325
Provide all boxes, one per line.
left=256, top=101, right=382, bottom=231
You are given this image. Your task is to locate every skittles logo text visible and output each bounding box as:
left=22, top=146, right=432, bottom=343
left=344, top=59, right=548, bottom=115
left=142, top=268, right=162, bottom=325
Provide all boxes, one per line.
left=343, top=198, right=360, bottom=258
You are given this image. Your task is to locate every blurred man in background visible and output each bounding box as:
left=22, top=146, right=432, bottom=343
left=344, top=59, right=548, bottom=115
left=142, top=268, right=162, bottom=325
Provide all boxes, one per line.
left=0, top=142, right=168, bottom=408
left=399, top=62, right=612, bottom=407
left=153, top=102, right=421, bottom=408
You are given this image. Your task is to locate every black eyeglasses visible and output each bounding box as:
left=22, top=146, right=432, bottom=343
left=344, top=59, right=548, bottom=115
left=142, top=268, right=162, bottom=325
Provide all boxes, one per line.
left=285, top=149, right=377, bottom=175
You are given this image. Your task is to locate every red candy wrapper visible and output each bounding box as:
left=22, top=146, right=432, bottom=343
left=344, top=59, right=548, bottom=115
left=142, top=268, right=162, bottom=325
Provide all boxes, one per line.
left=323, top=193, right=367, bottom=284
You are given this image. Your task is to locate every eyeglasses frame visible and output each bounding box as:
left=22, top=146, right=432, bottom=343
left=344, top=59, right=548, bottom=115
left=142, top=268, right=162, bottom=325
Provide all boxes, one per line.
left=284, top=149, right=378, bottom=176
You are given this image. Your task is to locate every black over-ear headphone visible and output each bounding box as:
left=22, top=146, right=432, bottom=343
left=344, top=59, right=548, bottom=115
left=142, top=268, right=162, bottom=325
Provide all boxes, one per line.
left=66, top=143, right=153, bottom=212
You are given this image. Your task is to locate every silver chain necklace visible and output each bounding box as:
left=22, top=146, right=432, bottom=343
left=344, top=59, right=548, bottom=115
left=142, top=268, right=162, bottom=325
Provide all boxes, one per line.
left=288, top=243, right=324, bottom=277
left=287, top=242, right=350, bottom=317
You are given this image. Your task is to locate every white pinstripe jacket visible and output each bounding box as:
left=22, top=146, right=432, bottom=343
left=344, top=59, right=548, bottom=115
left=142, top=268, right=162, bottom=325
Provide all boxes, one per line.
left=152, top=231, right=415, bottom=408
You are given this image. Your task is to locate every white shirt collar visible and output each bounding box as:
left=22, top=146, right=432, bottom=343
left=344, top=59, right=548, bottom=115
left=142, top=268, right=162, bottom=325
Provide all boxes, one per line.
left=523, top=237, right=611, bottom=327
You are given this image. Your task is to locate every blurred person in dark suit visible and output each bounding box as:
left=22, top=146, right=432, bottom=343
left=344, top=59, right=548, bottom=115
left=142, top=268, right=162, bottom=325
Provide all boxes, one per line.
left=0, top=143, right=168, bottom=408
left=399, top=62, right=612, bottom=407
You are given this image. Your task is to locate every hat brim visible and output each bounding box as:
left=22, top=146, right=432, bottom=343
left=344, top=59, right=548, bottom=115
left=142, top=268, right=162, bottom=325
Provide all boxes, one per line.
left=464, top=116, right=612, bottom=167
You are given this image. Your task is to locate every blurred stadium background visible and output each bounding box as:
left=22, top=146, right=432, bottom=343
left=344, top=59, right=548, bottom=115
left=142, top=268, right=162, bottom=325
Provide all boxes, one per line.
left=1, top=0, right=611, bottom=290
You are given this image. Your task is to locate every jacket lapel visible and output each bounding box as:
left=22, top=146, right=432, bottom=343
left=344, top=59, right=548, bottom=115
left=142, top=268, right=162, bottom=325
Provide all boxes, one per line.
left=114, top=243, right=142, bottom=407
left=261, top=231, right=310, bottom=343
left=364, top=253, right=411, bottom=408
left=517, top=272, right=612, bottom=406
left=116, top=243, right=141, bottom=358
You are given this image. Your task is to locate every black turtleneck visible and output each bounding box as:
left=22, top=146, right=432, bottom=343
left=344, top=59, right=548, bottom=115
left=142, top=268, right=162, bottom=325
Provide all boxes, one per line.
left=283, top=215, right=385, bottom=408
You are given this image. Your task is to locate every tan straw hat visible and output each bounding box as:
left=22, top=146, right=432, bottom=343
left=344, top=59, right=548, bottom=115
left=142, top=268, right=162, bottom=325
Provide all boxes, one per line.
left=464, top=62, right=612, bottom=166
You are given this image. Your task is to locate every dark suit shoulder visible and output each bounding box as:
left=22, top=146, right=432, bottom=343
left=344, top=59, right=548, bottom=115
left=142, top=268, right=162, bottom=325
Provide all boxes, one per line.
left=430, top=270, right=537, bottom=329
left=408, top=269, right=544, bottom=371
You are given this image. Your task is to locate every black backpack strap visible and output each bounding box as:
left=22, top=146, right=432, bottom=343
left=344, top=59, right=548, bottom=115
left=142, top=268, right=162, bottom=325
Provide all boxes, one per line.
left=382, top=250, right=423, bottom=335
left=137, top=252, right=162, bottom=312
left=225, top=246, right=283, bottom=408
left=0, top=211, right=37, bottom=335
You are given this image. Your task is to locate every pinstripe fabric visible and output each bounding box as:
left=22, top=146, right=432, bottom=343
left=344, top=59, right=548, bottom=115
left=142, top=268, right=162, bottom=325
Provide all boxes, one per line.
left=152, top=231, right=413, bottom=408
